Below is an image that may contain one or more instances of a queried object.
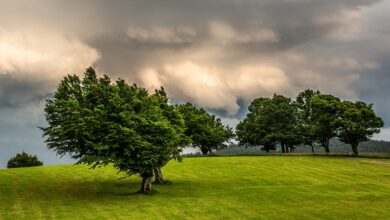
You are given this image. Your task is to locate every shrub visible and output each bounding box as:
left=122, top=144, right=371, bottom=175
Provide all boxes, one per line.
left=7, top=152, right=43, bottom=168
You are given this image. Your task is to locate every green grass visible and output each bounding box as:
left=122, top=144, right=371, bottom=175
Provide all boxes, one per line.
left=0, top=156, right=389, bottom=219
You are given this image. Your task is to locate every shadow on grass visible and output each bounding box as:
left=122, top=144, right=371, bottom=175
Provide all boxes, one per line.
left=26, top=177, right=203, bottom=202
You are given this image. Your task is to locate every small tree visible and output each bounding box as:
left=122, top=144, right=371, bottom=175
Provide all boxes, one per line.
left=311, top=94, right=341, bottom=153
left=7, top=152, right=43, bottom=168
left=177, top=103, right=234, bottom=155
left=337, top=101, right=384, bottom=156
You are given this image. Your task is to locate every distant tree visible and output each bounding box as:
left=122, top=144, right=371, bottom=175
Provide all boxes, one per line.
left=296, top=89, right=321, bottom=153
left=7, top=152, right=43, bottom=168
left=42, top=67, right=186, bottom=193
left=310, top=94, right=342, bottom=153
left=236, top=109, right=274, bottom=152
left=337, top=101, right=384, bottom=156
left=177, top=103, right=234, bottom=155
left=236, top=94, right=300, bottom=153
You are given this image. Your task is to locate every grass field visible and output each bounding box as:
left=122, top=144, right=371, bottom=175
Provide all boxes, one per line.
left=0, top=156, right=389, bottom=219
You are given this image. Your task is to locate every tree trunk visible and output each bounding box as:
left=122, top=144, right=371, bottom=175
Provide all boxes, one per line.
left=200, top=147, right=209, bottom=155
left=154, top=166, right=165, bottom=184
left=324, top=138, right=330, bottom=153
left=281, top=143, right=286, bottom=153
left=351, top=143, right=359, bottom=157
left=324, top=145, right=330, bottom=153
left=310, top=144, right=315, bottom=153
left=139, top=176, right=152, bottom=193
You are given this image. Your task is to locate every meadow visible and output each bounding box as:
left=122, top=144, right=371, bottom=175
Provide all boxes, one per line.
left=0, top=156, right=389, bottom=219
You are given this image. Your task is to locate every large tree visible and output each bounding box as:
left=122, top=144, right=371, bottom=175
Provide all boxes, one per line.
left=310, top=94, right=342, bottom=153
left=42, top=67, right=186, bottom=193
left=177, top=103, right=234, bottom=155
left=296, top=89, right=321, bottom=153
left=236, top=94, right=300, bottom=153
left=337, top=101, right=384, bottom=156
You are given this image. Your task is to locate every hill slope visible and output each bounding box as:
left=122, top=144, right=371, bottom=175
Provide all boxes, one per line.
left=0, top=156, right=389, bottom=219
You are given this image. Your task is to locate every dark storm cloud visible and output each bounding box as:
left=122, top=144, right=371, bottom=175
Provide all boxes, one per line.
left=0, top=0, right=389, bottom=166
left=0, top=75, right=51, bottom=108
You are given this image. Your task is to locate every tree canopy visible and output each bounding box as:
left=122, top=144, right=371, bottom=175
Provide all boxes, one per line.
left=310, top=94, right=342, bottom=153
left=296, top=89, right=321, bottom=152
left=337, top=100, right=384, bottom=156
left=177, top=103, right=234, bottom=155
left=236, top=94, right=300, bottom=153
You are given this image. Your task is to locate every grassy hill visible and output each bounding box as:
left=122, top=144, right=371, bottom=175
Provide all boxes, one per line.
left=0, top=156, right=389, bottom=219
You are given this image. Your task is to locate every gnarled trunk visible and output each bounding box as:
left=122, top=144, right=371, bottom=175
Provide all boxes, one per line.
left=351, top=143, right=359, bottom=157
left=323, top=138, right=330, bottom=153
left=154, top=166, right=165, bottom=184
left=324, top=145, right=330, bottom=153
left=310, top=144, right=315, bottom=153
left=200, top=147, right=209, bottom=155
left=281, top=143, right=286, bottom=153
left=139, top=176, right=152, bottom=193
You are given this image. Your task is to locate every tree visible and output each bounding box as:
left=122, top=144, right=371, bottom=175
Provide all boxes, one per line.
left=177, top=103, right=234, bottom=155
left=42, top=67, right=186, bottom=193
left=296, top=89, right=321, bottom=153
left=236, top=94, right=300, bottom=153
left=7, top=152, right=43, bottom=168
left=310, top=94, right=341, bottom=153
left=337, top=101, right=384, bottom=156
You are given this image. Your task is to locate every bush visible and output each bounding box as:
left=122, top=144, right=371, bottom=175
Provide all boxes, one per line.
left=7, top=152, right=43, bottom=168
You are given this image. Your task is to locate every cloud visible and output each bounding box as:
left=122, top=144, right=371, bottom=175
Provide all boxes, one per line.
left=127, top=26, right=197, bottom=44
left=0, top=28, right=101, bottom=81
left=373, top=127, right=390, bottom=141
left=209, top=22, right=278, bottom=44
left=137, top=62, right=291, bottom=115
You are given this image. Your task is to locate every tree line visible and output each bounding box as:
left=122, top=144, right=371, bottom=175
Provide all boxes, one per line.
left=42, top=68, right=383, bottom=193
left=236, top=90, right=384, bottom=156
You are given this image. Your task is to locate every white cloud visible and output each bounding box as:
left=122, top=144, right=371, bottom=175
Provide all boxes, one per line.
left=228, top=65, right=290, bottom=101
left=137, top=62, right=291, bottom=115
left=0, top=28, right=101, bottom=81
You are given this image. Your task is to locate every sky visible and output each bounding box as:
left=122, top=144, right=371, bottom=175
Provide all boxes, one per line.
left=0, top=0, right=389, bottom=167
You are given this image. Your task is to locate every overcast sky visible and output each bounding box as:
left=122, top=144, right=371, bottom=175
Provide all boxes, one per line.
left=0, top=0, right=389, bottom=167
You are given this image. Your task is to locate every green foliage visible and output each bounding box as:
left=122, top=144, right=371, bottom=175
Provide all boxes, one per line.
left=236, top=94, right=300, bottom=152
left=296, top=89, right=321, bottom=151
left=177, top=103, right=234, bottom=155
left=310, top=94, right=342, bottom=152
left=42, top=67, right=186, bottom=192
left=337, top=101, right=384, bottom=156
left=7, top=152, right=43, bottom=168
